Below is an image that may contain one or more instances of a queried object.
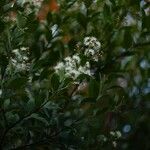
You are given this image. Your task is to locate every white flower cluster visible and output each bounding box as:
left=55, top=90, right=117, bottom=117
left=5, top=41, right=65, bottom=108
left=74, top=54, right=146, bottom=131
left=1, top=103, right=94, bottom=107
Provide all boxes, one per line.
left=110, top=131, right=122, bottom=138
left=110, top=131, right=122, bottom=148
left=32, top=0, right=43, bottom=8
left=84, top=37, right=101, bottom=50
left=54, top=54, right=91, bottom=79
left=20, top=0, right=43, bottom=8
left=10, top=47, right=30, bottom=72
left=18, top=0, right=43, bottom=14
left=83, top=37, right=101, bottom=60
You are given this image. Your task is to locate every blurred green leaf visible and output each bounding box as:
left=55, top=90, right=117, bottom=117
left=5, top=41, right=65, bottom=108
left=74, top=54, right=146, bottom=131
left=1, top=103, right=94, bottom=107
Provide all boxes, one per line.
left=7, top=77, right=28, bottom=89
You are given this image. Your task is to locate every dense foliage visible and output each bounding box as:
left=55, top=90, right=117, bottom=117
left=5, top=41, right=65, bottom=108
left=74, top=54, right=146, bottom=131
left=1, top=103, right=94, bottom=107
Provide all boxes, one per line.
left=0, top=0, right=150, bottom=149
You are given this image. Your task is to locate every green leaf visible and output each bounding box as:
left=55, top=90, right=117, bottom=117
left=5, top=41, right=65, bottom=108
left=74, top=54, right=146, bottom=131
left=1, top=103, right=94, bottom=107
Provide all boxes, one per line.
left=123, top=27, right=133, bottom=48
left=3, top=2, right=14, bottom=12
left=84, top=0, right=93, bottom=8
left=51, top=73, right=60, bottom=91
left=3, top=99, right=10, bottom=109
left=28, top=113, right=49, bottom=125
left=81, top=98, right=96, bottom=104
left=26, top=89, right=35, bottom=112
left=0, top=20, right=5, bottom=33
left=77, top=12, right=87, bottom=29
left=17, top=12, right=27, bottom=28
left=142, top=15, right=150, bottom=31
left=88, top=79, right=99, bottom=98
left=7, top=77, right=27, bottom=89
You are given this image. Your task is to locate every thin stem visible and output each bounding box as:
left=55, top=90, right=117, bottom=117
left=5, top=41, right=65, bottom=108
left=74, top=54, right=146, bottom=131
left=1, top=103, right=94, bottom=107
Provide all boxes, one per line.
left=0, top=91, right=54, bottom=148
left=134, top=41, right=150, bottom=48
left=10, top=138, right=54, bottom=150
left=59, top=81, right=82, bottom=113
left=10, top=117, right=82, bottom=150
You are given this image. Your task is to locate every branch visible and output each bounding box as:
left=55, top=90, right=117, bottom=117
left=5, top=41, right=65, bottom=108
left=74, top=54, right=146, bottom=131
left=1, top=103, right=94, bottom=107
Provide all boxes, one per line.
left=0, top=91, right=54, bottom=148
left=1, top=108, right=8, bottom=128
left=59, top=81, right=82, bottom=113
left=133, top=41, right=150, bottom=48
left=10, top=139, right=49, bottom=150
left=10, top=117, right=82, bottom=150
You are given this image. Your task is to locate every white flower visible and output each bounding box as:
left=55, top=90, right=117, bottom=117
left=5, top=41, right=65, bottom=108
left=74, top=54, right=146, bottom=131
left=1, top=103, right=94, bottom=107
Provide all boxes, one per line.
left=23, top=56, right=29, bottom=61
left=84, top=48, right=100, bottom=62
left=83, top=36, right=101, bottom=50
left=64, top=56, right=71, bottom=62
left=64, top=54, right=81, bottom=68
left=54, top=62, right=65, bottom=71
left=11, top=59, right=17, bottom=64
left=8, top=47, right=30, bottom=72
left=54, top=54, right=92, bottom=79
left=85, top=62, right=90, bottom=68
left=72, top=54, right=81, bottom=64
left=13, top=62, right=29, bottom=72
left=83, top=36, right=101, bottom=61
left=78, top=62, right=91, bottom=76
left=110, top=131, right=122, bottom=139
left=66, top=69, right=80, bottom=78
left=84, top=69, right=91, bottom=76
left=33, top=0, right=43, bottom=7
left=65, top=66, right=74, bottom=72
left=112, top=141, right=117, bottom=148
left=67, top=61, right=75, bottom=68
left=84, top=37, right=91, bottom=46
left=84, top=48, right=95, bottom=56
left=13, top=49, right=19, bottom=54
left=78, top=66, right=83, bottom=72
left=23, top=0, right=43, bottom=8
left=116, top=131, right=122, bottom=138
left=94, top=41, right=101, bottom=50
left=20, top=47, right=28, bottom=51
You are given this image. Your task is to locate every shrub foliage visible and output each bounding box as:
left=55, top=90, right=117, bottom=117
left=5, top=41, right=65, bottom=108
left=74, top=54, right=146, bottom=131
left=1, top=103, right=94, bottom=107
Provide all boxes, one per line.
left=0, top=0, right=150, bottom=149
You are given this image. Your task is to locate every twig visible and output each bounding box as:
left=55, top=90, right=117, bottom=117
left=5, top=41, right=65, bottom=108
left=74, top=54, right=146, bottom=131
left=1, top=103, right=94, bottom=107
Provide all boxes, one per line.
left=10, top=139, right=49, bottom=150
left=10, top=117, right=83, bottom=150
left=0, top=91, right=54, bottom=148
left=1, top=108, right=8, bottom=128
left=59, top=81, right=82, bottom=113
left=69, top=82, right=81, bottom=98
left=133, top=41, right=150, bottom=48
